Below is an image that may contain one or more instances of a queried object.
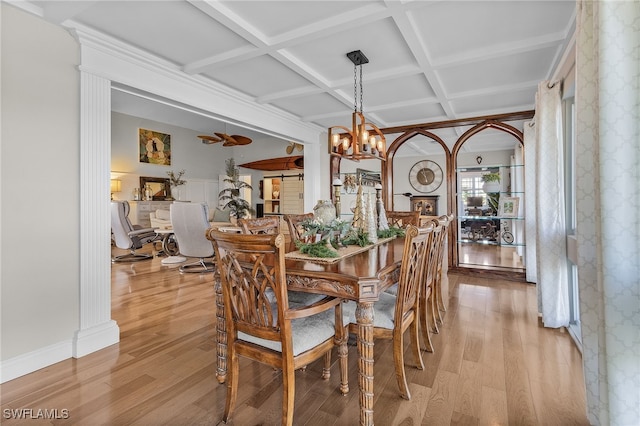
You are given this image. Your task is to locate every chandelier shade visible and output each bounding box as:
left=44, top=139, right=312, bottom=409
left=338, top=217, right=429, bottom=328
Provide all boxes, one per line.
left=328, top=50, right=386, bottom=162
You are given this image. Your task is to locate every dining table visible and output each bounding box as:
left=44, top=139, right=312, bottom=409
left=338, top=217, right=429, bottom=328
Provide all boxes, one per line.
left=208, top=231, right=407, bottom=426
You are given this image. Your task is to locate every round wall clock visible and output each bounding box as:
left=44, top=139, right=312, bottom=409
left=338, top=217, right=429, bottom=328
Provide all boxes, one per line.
left=408, top=160, right=443, bottom=193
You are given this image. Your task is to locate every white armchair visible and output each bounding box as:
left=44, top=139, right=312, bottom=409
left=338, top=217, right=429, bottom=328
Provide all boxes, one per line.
left=170, top=203, right=216, bottom=273
left=111, top=201, right=160, bottom=262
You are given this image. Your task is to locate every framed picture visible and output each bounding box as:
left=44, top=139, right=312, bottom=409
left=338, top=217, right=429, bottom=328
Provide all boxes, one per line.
left=498, top=196, right=520, bottom=218
left=356, top=168, right=381, bottom=187
left=139, top=128, right=171, bottom=165
left=139, top=176, right=171, bottom=200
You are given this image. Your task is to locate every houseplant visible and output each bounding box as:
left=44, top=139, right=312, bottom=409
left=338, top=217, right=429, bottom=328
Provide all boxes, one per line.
left=218, top=158, right=255, bottom=219
left=481, top=172, right=501, bottom=193
left=481, top=172, right=501, bottom=214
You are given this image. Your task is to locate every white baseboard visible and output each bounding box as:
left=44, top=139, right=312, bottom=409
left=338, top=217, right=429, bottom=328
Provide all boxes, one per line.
left=73, top=320, right=120, bottom=358
left=0, top=340, right=73, bottom=384
left=1, top=321, right=120, bottom=384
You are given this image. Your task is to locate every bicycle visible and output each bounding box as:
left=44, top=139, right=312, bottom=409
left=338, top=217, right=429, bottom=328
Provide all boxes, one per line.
left=470, top=220, right=514, bottom=244
left=500, top=220, right=515, bottom=244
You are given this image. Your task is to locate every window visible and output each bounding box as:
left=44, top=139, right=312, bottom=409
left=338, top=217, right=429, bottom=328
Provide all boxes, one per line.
left=564, top=95, right=581, bottom=346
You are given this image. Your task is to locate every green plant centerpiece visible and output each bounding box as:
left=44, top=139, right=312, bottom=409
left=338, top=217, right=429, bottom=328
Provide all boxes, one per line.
left=293, top=217, right=406, bottom=258
left=218, top=158, right=255, bottom=219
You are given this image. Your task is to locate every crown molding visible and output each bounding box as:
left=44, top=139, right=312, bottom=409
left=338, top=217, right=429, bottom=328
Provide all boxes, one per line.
left=65, top=22, right=323, bottom=143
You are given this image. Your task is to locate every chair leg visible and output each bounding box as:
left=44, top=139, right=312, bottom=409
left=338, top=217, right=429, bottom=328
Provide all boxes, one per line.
left=393, top=331, right=411, bottom=400
left=282, top=361, right=295, bottom=426
left=409, top=315, right=425, bottom=371
left=430, top=290, right=440, bottom=334
left=338, top=340, right=349, bottom=395
left=179, top=258, right=215, bottom=274
left=111, top=250, right=153, bottom=262
left=420, top=294, right=434, bottom=353
left=322, top=351, right=331, bottom=379
left=434, top=270, right=445, bottom=324
left=222, top=349, right=239, bottom=423
left=419, top=291, right=434, bottom=352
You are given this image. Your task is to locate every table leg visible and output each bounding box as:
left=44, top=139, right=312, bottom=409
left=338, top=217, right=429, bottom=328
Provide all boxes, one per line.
left=215, top=276, right=227, bottom=384
left=356, top=301, right=375, bottom=426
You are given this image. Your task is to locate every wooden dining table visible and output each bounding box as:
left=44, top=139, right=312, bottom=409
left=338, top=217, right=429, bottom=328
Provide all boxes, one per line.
left=209, top=233, right=407, bottom=426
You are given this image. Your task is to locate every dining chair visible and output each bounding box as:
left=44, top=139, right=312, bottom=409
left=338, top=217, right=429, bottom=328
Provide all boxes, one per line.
left=284, top=213, right=314, bottom=243
left=343, top=224, right=432, bottom=400
left=237, top=216, right=280, bottom=234
left=385, top=210, right=420, bottom=228
left=208, top=230, right=349, bottom=426
left=432, top=214, right=453, bottom=327
left=419, top=220, right=443, bottom=350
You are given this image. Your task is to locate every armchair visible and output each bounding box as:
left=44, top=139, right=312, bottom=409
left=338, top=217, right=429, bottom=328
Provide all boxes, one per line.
left=208, top=230, right=349, bottom=425
left=170, top=202, right=216, bottom=273
left=111, top=200, right=160, bottom=262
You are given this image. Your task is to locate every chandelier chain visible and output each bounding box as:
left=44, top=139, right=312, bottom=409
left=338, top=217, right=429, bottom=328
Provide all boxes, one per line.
left=359, top=65, right=363, bottom=114
left=353, top=63, right=358, bottom=113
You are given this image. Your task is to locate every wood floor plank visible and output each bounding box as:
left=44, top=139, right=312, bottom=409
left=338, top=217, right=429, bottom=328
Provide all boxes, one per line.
left=478, top=385, right=509, bottom=426
left=453, top=360, right=482, bottom=419
left=0, top=249, right=588, bottom=425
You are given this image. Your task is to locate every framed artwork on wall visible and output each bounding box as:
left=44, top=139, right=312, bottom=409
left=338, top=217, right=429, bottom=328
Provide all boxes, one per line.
left=139, top=128, right=171, bottom=165
left=498, top=196, right=520, bottom=218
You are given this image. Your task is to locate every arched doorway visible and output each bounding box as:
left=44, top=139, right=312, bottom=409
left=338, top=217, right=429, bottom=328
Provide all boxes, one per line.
left=378, top=111, right=533, bottom=280
left=451, top=120, right=526, bottom=275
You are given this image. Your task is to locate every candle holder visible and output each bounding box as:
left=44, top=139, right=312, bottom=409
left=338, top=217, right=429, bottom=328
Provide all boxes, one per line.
left=333, top=177, right=343, bottom=217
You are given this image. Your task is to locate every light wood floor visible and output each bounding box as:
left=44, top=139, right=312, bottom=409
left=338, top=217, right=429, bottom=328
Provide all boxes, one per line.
left=1, top=247, right=588, bottom=425
left=458, top=242, right=526, bottom=271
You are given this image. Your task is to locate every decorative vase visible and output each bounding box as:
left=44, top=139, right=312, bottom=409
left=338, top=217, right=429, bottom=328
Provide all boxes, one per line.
left=313, top=200, right=336, bottom=225
left=482, top=181, right=500, bottom=193
left=171, top=186, right=181, bottom=201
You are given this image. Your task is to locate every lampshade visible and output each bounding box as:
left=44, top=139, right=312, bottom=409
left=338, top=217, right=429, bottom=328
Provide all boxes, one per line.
left=110, top=179, right=122, bottom=193
left=332, top=178, right=343, bottom=186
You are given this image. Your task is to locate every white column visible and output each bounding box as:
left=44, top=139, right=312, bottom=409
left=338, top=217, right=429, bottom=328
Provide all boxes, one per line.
left=73, top=71, right=120, bottom=357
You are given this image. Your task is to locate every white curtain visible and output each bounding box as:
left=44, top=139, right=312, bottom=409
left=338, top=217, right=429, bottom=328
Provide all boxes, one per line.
left=525, top=82, right=570, bottom=328
left=523, top=122, right=537, bottom=283
left=575, top=1, right=640, bottom=424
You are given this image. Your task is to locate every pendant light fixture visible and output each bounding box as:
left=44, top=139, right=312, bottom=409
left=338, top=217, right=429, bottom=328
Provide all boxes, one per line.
left=328, top=50, right=386, bottom=161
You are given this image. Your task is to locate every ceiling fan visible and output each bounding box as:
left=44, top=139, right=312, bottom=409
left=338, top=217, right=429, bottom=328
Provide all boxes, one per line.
left=286, top=142, right=303, bottom=154
left=198, top=132, right=252, bottom=146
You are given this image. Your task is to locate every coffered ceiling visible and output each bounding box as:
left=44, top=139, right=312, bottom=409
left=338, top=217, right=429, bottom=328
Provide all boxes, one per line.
left=26, top=0, right=576, bottom=157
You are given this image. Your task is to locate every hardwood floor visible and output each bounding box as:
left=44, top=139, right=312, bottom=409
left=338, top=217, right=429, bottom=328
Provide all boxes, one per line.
left=458, top=242, right=526, bottom=271
left=1, top=246, right=588, bottom=425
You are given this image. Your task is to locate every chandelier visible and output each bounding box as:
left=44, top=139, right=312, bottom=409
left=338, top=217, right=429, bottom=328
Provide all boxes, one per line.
left=328, top=50, right=386, bottom=161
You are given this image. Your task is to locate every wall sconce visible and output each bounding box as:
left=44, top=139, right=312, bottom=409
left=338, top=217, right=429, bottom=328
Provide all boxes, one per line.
left=332, top=177, right=343, bottom=217
left=110, top=179, right=121, bottom=200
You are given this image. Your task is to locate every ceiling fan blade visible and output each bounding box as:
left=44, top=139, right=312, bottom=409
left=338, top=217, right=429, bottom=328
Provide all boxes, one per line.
left=198, top=135, right=222, bottom=143
left=230, top=135, right=252, bottom=145
left=214, top=132, right=232, bottom=142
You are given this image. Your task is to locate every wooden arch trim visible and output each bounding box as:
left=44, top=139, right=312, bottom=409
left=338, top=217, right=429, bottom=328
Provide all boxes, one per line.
left=383, top=129, right=451, bottom=211
left=449, top=119, right=526, bottom=269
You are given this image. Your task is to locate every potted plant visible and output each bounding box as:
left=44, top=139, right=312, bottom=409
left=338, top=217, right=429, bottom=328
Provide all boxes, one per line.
left=218, top=158, right=255, bottom=220
left=481, top=172, right=501, bottom=194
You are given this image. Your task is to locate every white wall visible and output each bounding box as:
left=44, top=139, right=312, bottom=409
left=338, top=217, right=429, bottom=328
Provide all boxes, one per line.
left=393, top=155, right=448, bottom=214
left=111, top=112, right=318, bottom=214
left=111, top=112, right=229, bottom=208
left=1, top=4, right=80, bottom=369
